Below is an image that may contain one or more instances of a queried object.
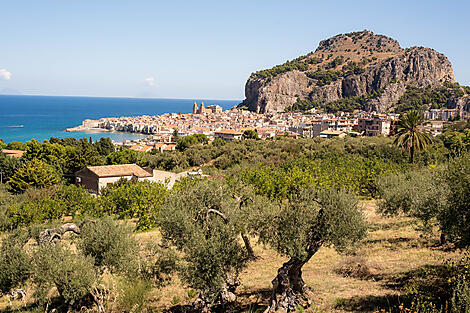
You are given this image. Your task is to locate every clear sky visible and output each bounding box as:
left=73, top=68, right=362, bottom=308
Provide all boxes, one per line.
left=1, top=0, right=469, bottom=100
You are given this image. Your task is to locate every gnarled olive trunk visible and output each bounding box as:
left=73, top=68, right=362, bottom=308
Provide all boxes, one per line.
left=265, top=242, right=322, bottom=312
left=242, top=233, right=257, bottom=260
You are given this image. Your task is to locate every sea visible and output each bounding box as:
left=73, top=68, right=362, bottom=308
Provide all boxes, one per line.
left=0, top=95, right=240, bottom=143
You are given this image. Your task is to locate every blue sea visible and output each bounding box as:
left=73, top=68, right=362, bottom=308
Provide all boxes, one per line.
left=0, top=95, right=240, bottom=143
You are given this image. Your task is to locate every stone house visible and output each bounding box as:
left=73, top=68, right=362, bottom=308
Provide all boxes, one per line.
left=75, top=164, right=187, bottom=194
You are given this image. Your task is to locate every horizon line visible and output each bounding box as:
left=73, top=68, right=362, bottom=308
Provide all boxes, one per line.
left=0, top=93, right=243, bottom=102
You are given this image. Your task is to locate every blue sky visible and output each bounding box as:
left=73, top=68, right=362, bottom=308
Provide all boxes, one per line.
left=1, top=0, right=469, bottom=99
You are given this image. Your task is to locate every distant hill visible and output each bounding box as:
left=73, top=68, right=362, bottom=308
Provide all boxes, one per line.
left=239, top=30, right=470, bottom=113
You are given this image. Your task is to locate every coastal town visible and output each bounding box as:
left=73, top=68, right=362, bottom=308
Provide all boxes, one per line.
left=66, top=101, right=463, bottom=149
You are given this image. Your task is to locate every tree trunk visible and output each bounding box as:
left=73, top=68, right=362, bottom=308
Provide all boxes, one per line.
left=242, top=234, right=257, bottom=260
left=264, top=243, right=322, bottom=312
left=410, top=145, right=414, bottom=163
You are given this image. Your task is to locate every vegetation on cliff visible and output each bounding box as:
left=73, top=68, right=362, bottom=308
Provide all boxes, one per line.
left=241, top=30, right=458, bottom=113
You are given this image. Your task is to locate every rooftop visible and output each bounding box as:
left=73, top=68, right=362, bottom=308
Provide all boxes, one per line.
left=81, top=164, right=153, bottom=178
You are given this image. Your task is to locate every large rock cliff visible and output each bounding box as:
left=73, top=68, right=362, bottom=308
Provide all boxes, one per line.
left=239, top=30, right=456, bottom=113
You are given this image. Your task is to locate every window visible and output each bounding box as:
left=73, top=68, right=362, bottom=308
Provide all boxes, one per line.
left=76, top=177, right=82, bottom=183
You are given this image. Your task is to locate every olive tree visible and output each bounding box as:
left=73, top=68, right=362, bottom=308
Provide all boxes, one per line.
left=256, top=187, right=367, bottom=312
left=440, top=154, right=470, bottom=246
left=158, top=179, right=248, bottom=311
left=0, top=234, right=31, bottom=295
left=377, top=167, right=449, bottom=234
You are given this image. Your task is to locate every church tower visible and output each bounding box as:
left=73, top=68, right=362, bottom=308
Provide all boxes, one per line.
left=192, top=101, right=199, bottom=114
left=200, top=101, right=205, bottom=114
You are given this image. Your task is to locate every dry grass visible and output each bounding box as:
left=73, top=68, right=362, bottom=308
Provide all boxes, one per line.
left=147, top=200, right=463, bottom=312
left=1, top=200, right=464, bottom=312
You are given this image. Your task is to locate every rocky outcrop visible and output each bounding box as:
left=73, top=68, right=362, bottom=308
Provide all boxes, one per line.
left=240, top=30, right=456, bottom=113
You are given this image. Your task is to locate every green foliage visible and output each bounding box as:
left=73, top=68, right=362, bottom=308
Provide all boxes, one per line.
left=325, top=56, right=344, bottom=69
left=176, top=134, right=208, bottom=151
left=6, top=141, right=28, bottom=151
left=95, top=137, right=115, bottom=156
left=256, top=187, right=366, bottom=260
left=242, top=129, right=259, bottom=140
left=377, top=152, right=470, bottom=247
left=117, top=277, right=151, bottom=313
left=100, top=179, right=168, bottom=230
left=158, top=179, right=247, bottom=302
left=211, top=138, right=226, bottom=147
left=0, top=233, right=31, bottom=293
left=342, top=61, right=366, bottom=75
left=106, top=149, right=139, bottom=165
left=0, top=151, right=22, bottom=182
left=377, top=167, right=448, bottom=230
left=0, top=139, right=5, bottom=150
left=8, top=159, right=61, bottom=193
left=139, top=242, right=178, bottom=286
left=396, top=84, right=469, bottom=113
left=33, top=243, right=97, bottom=306
left=324, top=95, right=368, bottom=113
left=252, top=54, right=313, bottom=79
left=77, top=217, right=139, bottom=274
left=306, top=69, right=341, bottom=86
left=287, top=98, right=321, bottom=112
left=441, top=154, right=470, bottom=246
left=242, top=155, right=402, bottom=199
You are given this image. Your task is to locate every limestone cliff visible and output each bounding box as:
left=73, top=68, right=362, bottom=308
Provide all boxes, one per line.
left=239, top=30, right=456, bottom=113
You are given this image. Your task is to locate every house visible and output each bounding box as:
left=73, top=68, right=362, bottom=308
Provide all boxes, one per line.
left=1, top=149, right=24, bottom=158
left=75, top=164, right=188, bottom=194
left=319, top=130, right=346, bottom=139
left=214, top=130, right=242, bottom=141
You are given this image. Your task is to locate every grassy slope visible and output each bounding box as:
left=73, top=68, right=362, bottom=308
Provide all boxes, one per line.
left=152, top=200, right=462, bottom=312
left=1, top=200, right=462, bottom=312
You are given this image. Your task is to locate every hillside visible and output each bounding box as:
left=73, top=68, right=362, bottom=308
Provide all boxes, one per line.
left=239, top=30, right=464, bottom=113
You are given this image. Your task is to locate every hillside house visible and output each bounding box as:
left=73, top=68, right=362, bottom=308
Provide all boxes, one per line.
left=75, top=164, right=186, bottom=194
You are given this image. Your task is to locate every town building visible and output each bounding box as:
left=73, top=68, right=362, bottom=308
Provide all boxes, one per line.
left=356, top=117, right=391, bottom=136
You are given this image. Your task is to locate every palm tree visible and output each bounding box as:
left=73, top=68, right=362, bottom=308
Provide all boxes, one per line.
left=394, top=110, right=433, bottom=163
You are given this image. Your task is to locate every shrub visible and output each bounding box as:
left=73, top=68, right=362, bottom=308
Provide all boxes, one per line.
left=451, top=277, right=470, bottom=313
left=100, top=179, right=168, bottom=230
left=33, top=243, right=96, bottom=306
left=117, top=277, right=151, bottom=313
left=139, top=242, right=178, bottom=286
left=77, top=217, right=139, bottom=274
left=0, top=234, right=31, bottom=293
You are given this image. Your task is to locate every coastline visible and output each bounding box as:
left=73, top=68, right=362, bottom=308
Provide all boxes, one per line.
left=65, top=126, right=111, bottom=132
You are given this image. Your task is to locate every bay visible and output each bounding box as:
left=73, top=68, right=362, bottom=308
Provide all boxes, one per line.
left=0, top=95, right=240, bottom=143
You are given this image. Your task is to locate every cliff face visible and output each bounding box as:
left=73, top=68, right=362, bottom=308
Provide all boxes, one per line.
left=240, top=31, right=455, bottom=113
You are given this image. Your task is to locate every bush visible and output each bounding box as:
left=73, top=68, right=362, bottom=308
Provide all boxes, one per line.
left=117, top=278, right=151, bottom=313
left=377, top=167, right=448, bottom=231
left=33, top=243, right=96, bottom=306
left=0, top=234, right=31, bottom=293
left=77, top=217, right=139, bottom=274
left=451, top=277, right=470, bottom=313
left=139, top=242, right=178, bottom=286
left=99, top=179, right=168, bottom=230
